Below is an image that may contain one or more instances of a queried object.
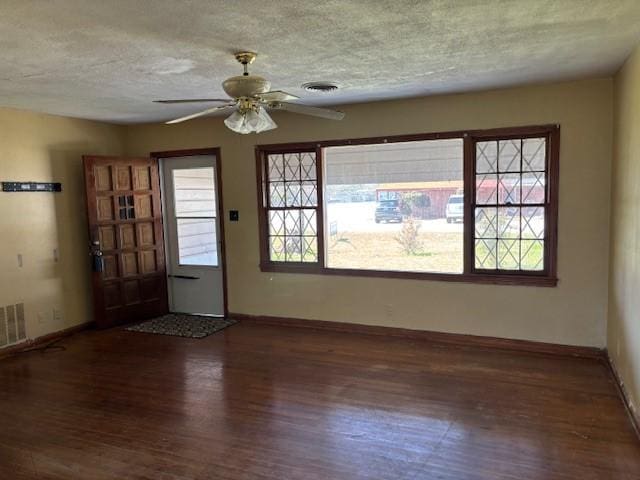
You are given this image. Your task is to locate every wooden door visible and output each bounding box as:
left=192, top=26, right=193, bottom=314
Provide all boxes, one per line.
left=83, top=156, right=168, bottom=328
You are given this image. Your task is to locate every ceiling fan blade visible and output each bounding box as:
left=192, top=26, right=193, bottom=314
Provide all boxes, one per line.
left=258, top=90, right=299, bottom=102
left=270, top=102, right=345, bottom=120
left=154, top=99, right=231, bottom=104
left=166, top=104, right=236, bottom=124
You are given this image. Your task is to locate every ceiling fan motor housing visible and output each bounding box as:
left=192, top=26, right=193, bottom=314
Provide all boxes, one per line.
left=222, top=75, right=271, bottom=99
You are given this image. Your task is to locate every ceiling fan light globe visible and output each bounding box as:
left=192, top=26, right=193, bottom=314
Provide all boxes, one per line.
left=224, top=110, right=251, bottom=134
left=223, top=108, right=277, bottom=134
left=244, top=109, right=261, bottom=130
left=255, top=108, right=277, bottom=133
left=243, top=109, right=277, bottom=133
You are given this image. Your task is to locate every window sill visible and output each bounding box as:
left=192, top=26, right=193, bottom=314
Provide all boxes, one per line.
left=259, top=263, right=558, bottom=287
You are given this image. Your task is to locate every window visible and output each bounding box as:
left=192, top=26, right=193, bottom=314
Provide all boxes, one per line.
left=263, top=150, right=322, bottom=264
left=173, top=167, right=218, bottom=266
left=473, top=138, right=547, bottom=272
left=324, top=139, right=464, bottom=274
left=256, top=125, right=559, bottom=286
left=117, top=195, right=135, bottom=219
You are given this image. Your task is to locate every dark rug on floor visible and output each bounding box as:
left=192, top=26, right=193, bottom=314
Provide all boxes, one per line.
left=125, top=314, right=236, bottom=338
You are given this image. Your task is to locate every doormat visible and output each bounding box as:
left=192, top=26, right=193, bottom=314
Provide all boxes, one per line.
left=125, top=314, right=236, bottom=339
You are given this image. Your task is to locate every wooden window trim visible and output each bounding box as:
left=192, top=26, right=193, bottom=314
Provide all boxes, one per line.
left=256, top=125, right=559, bottom=287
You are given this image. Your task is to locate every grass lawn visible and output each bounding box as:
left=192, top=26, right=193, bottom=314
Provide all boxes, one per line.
left=326, top=231, right=464, bottom=273
left=269, top=224, right=543, bottom=272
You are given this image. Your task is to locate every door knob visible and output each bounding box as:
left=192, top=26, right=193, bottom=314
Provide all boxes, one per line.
left=92, top=252, right=104, bottom=273
left=89, top=241, right=104, bottom=272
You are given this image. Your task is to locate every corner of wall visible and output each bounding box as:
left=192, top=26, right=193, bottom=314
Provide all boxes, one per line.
left=607, top=41, right=640, bottom=423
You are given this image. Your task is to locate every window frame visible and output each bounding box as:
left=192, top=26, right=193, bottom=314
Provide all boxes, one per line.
left=256, top=145, right=326, bottom=269
left=256, top=125, right=559, bottom=287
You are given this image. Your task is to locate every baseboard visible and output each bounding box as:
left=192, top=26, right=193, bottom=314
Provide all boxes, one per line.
left=0, top=322, right=93, bottom=359
left=229, top=312, right=604, bottom=360
left=605, top=353, right=640, bottom=440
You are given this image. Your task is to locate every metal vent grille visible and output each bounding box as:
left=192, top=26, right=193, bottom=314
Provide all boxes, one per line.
left=0, top=303, right=26, bottom=347
left=302, top=82, right=339, bottom=93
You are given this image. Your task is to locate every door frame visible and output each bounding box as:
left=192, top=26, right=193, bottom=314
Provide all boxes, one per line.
left=151, top=147, right=228, bottom=317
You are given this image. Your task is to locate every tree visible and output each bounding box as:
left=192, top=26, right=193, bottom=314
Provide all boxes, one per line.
left=395, top=216, right=423, bottom=255
left=399, top=192, right=431, bottom=219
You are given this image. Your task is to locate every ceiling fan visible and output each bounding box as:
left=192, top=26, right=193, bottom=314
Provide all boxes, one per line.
left=154, top=52, right=345, bottom=134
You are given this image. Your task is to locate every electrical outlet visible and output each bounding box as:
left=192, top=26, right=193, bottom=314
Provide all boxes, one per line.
left=53, top=308, right=63, bottom=323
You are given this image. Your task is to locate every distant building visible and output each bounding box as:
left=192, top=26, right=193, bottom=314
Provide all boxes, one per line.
left=377, top=178, right=544, bottom=219
left=376, top=181, right=463, bottom=218
left=324, top=139, right=544, bottom=219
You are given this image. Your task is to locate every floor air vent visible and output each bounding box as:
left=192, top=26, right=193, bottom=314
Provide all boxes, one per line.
left=0, top=303, right=26, bottom=347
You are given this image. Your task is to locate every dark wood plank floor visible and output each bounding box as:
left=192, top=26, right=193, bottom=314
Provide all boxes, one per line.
left=1, top=321, right=639, bottom=480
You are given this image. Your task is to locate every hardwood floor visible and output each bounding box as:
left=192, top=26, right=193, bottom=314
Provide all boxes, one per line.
left=1, top=321, right=638, bottom=480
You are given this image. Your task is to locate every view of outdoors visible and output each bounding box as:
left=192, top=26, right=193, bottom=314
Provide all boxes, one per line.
left=324, top=139, right=464, bottom=273
left=173, top=167, right=218, bottom=266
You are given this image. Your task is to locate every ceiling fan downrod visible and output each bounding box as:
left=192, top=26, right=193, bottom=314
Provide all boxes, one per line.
left=234, top=51, right=257, bottom=77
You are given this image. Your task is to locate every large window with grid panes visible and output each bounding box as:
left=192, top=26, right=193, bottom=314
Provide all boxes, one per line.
left=256, top=125, right=559, bottom=286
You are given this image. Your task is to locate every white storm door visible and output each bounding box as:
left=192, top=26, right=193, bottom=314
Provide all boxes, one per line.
left=161, top=155, right=224, bottom=316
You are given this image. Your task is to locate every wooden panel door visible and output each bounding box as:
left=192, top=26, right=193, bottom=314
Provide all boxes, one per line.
left=83, top=156, right=168, bottom=328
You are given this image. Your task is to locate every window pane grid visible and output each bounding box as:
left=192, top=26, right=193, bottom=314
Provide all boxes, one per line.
left=474, top=137, right=547, bottom=272
left=266, top=152, right=319, bottom=263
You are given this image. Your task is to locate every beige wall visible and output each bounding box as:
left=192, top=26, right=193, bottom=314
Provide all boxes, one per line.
left=609, top=44, right=640, bottom=417
left=0, top=79, right=614, bottom=350
left=126, top=78, right=613, bottom=347
left=0, top=107, right=124, bottom=341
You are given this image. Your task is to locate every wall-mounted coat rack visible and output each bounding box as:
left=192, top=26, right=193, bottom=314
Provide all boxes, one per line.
left=2, top=182, right=62, bottom=192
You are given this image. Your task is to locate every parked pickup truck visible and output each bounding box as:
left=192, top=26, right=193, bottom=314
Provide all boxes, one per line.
left=446, top=194, right=464, bottom=223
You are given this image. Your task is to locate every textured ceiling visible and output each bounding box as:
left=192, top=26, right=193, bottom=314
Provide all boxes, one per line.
left=1, top=0, right=639, bottom=124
